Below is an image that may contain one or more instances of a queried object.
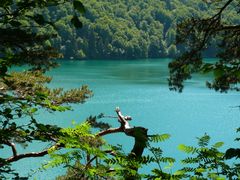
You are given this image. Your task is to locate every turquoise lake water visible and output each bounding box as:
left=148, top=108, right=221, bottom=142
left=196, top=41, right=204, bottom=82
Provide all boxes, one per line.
left=6, top=59, right=240, bottom=179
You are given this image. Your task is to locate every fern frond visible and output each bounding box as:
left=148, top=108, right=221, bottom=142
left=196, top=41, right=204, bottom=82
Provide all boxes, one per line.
left=178, top=144, right=198, bottom=154
left=104, top=158, right=117, bottom=165
left=181, top=157, right=199, bottom=164
left=195, top=167, right=206, bottom=173
left=174, top=170, right=186, bottom=176
left=197, top=133, right=210, bottom=147
left=149, top=147, right=163, bottom=157
left=138, top=155, right=155, bottom=164
left=148, top=134, right=171, bottom=142
left=151, top=168, right=173, bottom=179
left=159, top=157, right=175, bottom=163
left=104, top=156, right=129, bottom=166
left=180, top=167, right=196, bottom=172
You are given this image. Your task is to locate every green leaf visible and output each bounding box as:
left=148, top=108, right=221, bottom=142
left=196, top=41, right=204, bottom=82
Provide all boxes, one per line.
left=52, top=106, right=71, bottom=112
left=73, top=0, right=85, bottom=13
left=149, top=147, right=163, bottom=158
left=36, top=91, right=48, bottom=99
left=148, top=134, right=171, bottom=142
left=197, top=133, right=210, bottom=147
left=174, top=170, right=185, bottom=176
left=164, top=162, right=174, bottom=170
left=178, top=144, right=198, bottom=154
left=181, top=167, right=195, bottom=172
left=71, top=15, right=83, bottom=28
left=181, top=157, right=199, bottom=164
left=195, top=168, right=205, bottom=173
left=30, top=108, right=38, bottom=114
left=138, top=155, right=155, bottom=164
left=214, top=68, right=224, bottom=79
left=212, top=142, right=224, bottom=149
left=159, top=157, right=175, bottom=163
left=201, top=63, right=214, bottom=74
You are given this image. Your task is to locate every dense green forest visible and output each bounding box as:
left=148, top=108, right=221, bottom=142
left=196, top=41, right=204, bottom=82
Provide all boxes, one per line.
left=37, top=0, right=238, bottom=59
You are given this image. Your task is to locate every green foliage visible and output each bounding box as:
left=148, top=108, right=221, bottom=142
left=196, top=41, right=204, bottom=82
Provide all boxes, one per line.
left=177, top=134, right=239, bottom=179
left=43, top=122, right=105, bottom=170
left=225, top=128, right=240, bottom=160
left=52, top=128, right=142, bottom=179
left=169, top=0, right=240, bottom=92
left=1, top=1, right=240, bottom=179
left=86, top=113, right=111, bottom=130
left=33, top=0, right=233, bottom=59
left=0, top=0, right=92, bottom=178
left=178, top=144, right=198, bottom=154
left=197, top=133, right=210, bottom=147
left=148, top=133, right=171, bottom=142
left=45, top=126, right=240, bottom=180
left=0, top=0, right=85, bottom=68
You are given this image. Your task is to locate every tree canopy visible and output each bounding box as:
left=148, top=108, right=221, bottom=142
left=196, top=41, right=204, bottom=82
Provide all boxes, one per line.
left=0, top=0, right=91, bottom=178
left=35, top=0, right=240, bottom=59
left=169, top=0, right=240, bottom=92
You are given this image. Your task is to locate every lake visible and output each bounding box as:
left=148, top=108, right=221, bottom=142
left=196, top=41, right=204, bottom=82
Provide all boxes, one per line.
left=8, top=59, right=240, bottom=179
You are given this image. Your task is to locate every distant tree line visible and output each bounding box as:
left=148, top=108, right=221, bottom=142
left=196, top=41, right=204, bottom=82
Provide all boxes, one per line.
left=35, top=0, right=238, bottom=59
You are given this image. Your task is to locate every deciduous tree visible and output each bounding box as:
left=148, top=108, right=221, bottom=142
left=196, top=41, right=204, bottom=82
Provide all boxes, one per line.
left=0, top=0, right=89, bottom=178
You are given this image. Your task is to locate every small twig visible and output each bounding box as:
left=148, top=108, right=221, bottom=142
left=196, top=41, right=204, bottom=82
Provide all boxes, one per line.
left=3, top=141, right=17, bottom=157
left=102, top=115, right=118, bottom=119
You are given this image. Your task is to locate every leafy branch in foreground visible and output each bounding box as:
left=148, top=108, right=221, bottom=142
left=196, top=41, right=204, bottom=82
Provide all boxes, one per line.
left=45, top=107, right=157, bottom=180
left=169, top=0, right=240, bottom=92
left=0, top=0, right=89, bottom=178
left=225, top=128, right=240, bottom=160
left=0, top=69, right=92, bottom=178
left=42, top=115, right=240, bottom=180
left=176, top=134, right=240, bottom=180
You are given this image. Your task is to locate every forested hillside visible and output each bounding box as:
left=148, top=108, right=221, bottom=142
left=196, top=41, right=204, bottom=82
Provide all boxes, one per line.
left=40, top=0, right=238, bottom=59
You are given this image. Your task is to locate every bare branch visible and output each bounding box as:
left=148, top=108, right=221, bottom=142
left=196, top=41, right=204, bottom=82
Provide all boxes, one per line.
left=0, top=144, right=61, bottom=167
left=6, top=150, right=48, bottom=163
left=102, top=115, right=118, bottom=119
left=97, top=127, right=123, bottom=136
left=96, top=107, right=132, bottom=137
left=3, top=141, right=17, bottom=157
